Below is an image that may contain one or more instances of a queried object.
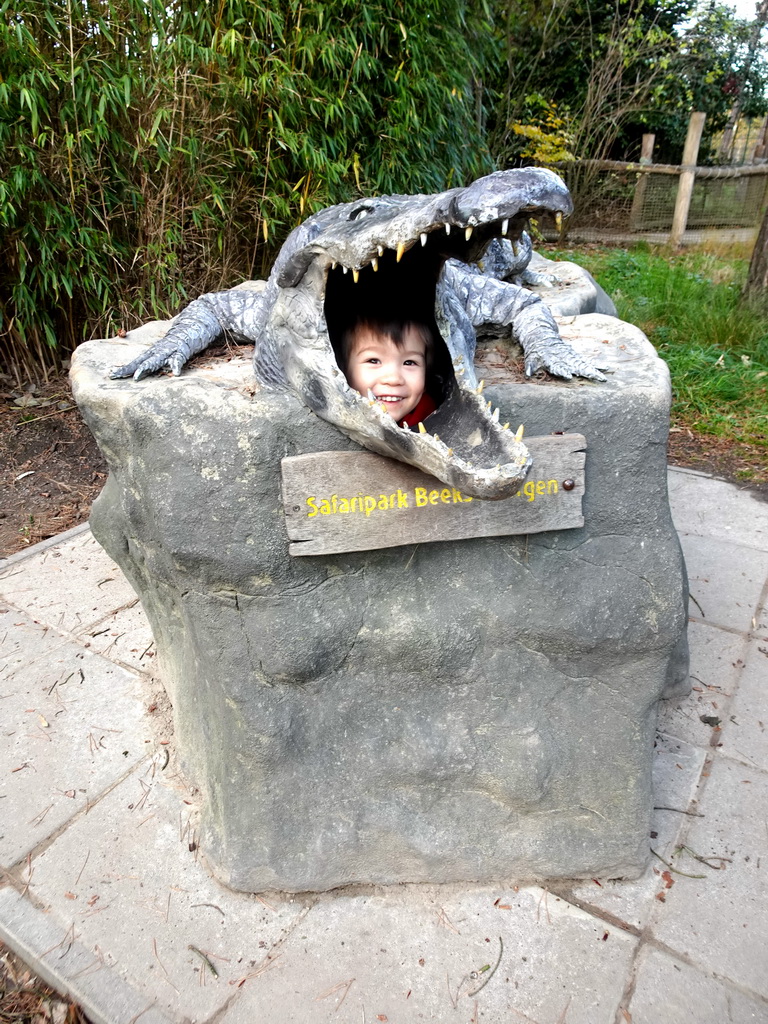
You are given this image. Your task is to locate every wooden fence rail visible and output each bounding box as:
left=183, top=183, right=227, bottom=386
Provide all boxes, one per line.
left=562, top=159, right=768, bottom=179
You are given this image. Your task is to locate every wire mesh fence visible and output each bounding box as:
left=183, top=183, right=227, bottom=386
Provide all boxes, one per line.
left=552, top=161, right=768, bottom=242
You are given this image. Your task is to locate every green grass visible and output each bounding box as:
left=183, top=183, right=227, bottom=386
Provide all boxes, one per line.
left=545, top=243, right=768, bottom=455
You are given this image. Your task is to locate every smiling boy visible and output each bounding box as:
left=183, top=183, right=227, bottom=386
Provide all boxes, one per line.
left=343, top=319, right=437, bottom=429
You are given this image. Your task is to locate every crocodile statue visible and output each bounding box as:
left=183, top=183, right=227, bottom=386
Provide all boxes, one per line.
left=111, top=167, right=605, bottom=500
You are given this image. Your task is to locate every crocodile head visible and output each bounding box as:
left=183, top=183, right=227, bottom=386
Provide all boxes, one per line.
left=258, top=168, right=573, bottom=500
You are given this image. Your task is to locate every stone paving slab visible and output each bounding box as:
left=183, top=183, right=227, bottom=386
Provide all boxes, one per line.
left=0, top=531, right=138, bottom=636
left=0, top=886, right=174, bottom=1024
left=720, top=638, right=768, bottom=772
left=1, top=603, right=70, bottom=680
left=76, top=602, right=156, bottom=674
left=649, top=754, right=768, bottom=999
left=551, top=731, right=706, bottom=931
left=19, top=767, right=310, bottom=1023
left=657, top=621, right=748, bottom=749
left=0, top=620, right=156, bottom=867
left=678, top=533, right=768, bottom=633
left=668, top=469, right=768, bottom=552
left=627, top=946, right=768, bottom=1023
left=217, top=884, right=638, bottom=1024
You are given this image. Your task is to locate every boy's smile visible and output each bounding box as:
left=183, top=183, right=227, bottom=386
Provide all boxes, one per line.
left=346, top=327, right=427, bottom=421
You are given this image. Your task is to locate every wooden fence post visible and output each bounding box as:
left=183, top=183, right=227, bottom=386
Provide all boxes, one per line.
left=629, top=133, right=655, bottom=231
left=753, top=114, right=768, bottom=160
left=669, top=112, right=706, bottom=246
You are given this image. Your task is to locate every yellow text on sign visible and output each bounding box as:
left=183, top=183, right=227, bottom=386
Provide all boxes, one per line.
left=305, top=479, right=559, bottom=519
left=306, top=487, right=472, bottom=518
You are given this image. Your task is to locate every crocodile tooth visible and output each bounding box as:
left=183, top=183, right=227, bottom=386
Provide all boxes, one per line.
left=486, top=399, right=492, bottom=410
left=465, top=225, right=473, bottom=241
left=397, top=242, right=406, bottom=262
left=447, top=448, right=453, bottom=456
left=503, top=422, right=510, bottom=430
left=515, top=424, right=525, bottom=441
left=372, top=257, right=378, bottom=271
left=556, top=212, right=563, bottom=230
left=420, top=233, right=427, bottom=247
left=377, top=245, right=384, bottom=256
left=331, top=261, right=337, bottom=270
left=475, top=379, right=485, bottom=395
left=501, top=218, right=509, bottom=235
left=352, top=268, right=359, bottom=283
left=512, top=241, right=519, bottom=256
left=342, top=265, right=348, bottom=274
left=433, top=433, right=439, bottom=441
left=367, top=389, right=376, bottom=402
left=445, top=223, right=451, bottom=235
left=492, top=407, right=500, bottom=422
left=418, top=421, right=427, bottom=434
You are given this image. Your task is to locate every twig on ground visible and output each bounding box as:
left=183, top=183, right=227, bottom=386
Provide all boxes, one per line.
left=653, top=806, right=704, bottom=817
left=675, top=844, right=732, bottom=868
left=13, top=407, right=76, bottom=427
left=188, top=944, right=219, bottom=978
left=192, top=902, right=225, bottom=917
left=446, top=972, right=466, bottom=1009
left=436, top=907, right=461, bottom=934
left=689, top=594, right=705, bottom=617
left=557, top=995, right=572, bottom=1023
left=74, top=850, right=90, bottom=886
left=153, top=938, right=179, bottom=993
left=468, top=936, right=504, bottom=997
left=537, top=888, right=552, bottom=924
left=650, top=847, right=706, bottom=879
left=28, top=803, right=53, bottom=827
left=315, top=977, right=355, bottom=1009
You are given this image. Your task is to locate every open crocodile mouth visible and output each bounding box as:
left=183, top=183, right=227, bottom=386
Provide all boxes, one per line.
left=272, top=168, right=573, bottom=500
left=323, top=212, right=524, bottom=360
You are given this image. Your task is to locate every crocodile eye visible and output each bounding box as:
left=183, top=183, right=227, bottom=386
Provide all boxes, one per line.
left=349, top=205, right=375, bottom=221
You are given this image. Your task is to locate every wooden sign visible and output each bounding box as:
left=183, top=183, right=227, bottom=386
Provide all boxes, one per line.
left=281, top=433, right=586, bottom=556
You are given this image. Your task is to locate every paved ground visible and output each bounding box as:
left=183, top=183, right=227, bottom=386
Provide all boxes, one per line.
left=1, top=466, right=766, bottom=1024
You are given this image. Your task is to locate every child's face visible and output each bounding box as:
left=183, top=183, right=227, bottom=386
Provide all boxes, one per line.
left=346, top=327, right=427, bottom=420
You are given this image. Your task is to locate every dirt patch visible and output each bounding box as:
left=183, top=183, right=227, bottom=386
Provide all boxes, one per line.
left=1, top=941, right=92, bottom=1022
left=1, top=372, right=107, bottom=558
left=668, top=428, right=768, bottom=501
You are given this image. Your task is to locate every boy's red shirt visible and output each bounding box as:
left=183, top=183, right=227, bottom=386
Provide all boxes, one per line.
left=399, top=393, right=436, bottom=429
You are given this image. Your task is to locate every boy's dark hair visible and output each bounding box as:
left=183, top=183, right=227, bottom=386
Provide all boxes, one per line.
left=340, top=319, right=435, bottom=371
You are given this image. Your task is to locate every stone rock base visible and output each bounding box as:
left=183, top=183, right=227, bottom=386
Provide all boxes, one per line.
left=71, top=310, right=688, bottom=892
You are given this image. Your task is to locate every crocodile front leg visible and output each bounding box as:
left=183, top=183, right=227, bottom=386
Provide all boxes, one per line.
left=110, top=288, right=267, bottom=380
left=443, top=261, right=606, bottom=382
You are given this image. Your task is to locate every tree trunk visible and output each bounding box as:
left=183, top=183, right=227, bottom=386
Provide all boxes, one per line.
left=745, top=204, right=768, bottom=300
left=753, top=113, right=768, bottom=160
left=718, top=0, right=768, bottom=162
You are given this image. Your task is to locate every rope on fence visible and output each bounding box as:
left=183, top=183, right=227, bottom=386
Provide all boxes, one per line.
left=555, top=159, right=768, bottom=179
